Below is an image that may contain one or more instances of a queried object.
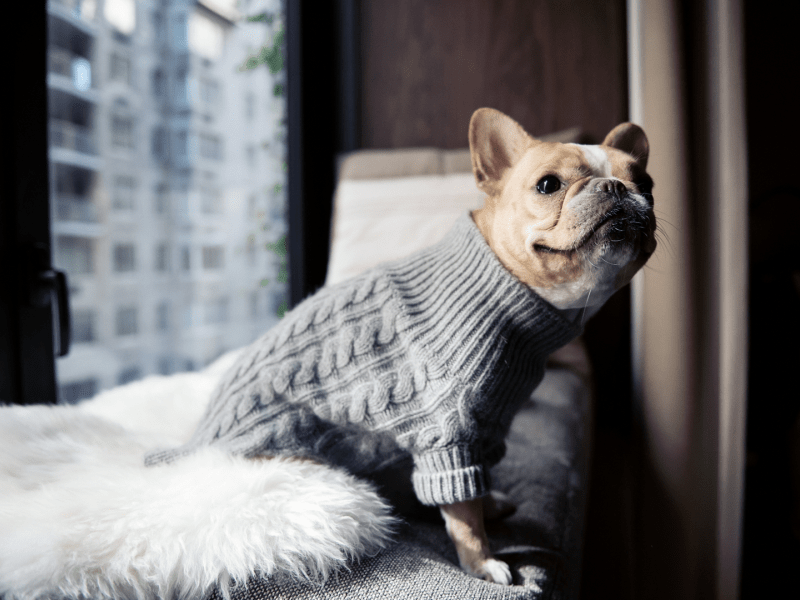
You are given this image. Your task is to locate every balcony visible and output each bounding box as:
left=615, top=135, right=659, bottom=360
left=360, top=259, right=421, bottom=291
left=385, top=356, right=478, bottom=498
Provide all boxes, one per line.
left=55, top=195, right=98, bottom=222
left=47, top=48, right=97, bottom=103
left=47, top=0, right=97, bottom=35
left=49, top=120, right=96, bottom=155
left=52, top=194, right=102, bottom=237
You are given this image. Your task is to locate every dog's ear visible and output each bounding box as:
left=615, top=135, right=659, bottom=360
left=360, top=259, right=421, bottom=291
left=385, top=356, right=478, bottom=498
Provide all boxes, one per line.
left=469, top=108, right=531, bottom=196
left=602, top=123, right=649, bottom=169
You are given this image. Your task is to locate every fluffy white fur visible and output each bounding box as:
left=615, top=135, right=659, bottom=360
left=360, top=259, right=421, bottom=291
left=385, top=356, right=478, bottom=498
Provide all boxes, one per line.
left=0, top=351, right=396, bottom=600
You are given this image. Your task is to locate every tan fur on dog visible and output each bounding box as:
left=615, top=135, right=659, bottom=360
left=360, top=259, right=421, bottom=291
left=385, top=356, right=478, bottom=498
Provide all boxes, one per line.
left=439, top=108, right=657, bottom=583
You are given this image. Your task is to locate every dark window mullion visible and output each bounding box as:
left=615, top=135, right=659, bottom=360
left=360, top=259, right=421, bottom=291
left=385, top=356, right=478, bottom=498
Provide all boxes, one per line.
left=0, top=2, right=58, bottom=405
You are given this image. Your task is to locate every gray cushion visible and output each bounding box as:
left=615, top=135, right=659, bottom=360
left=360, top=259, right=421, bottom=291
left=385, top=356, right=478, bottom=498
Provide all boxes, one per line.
left=208, top=367, right=591, bottom=600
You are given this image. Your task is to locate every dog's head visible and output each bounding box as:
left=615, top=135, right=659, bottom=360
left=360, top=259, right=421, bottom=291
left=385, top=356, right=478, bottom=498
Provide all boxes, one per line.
left=469, top=108, right=657, bottom=313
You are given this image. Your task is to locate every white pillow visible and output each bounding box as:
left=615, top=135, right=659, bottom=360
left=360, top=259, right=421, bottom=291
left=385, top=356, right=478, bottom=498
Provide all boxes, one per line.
left=325, top=173, right=485, bottom=286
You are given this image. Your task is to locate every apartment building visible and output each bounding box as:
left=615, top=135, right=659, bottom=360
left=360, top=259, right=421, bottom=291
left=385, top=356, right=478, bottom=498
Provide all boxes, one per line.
left=47, top=0, right=287, bottom=403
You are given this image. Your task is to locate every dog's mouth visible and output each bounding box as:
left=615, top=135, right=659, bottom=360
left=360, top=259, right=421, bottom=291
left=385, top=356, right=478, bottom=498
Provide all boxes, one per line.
left=532, top=212, right=621, bottom=255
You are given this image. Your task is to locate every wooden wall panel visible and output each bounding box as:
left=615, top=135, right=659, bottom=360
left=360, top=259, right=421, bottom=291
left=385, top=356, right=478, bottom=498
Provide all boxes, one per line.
left=360, top=0, right=628, bottom=148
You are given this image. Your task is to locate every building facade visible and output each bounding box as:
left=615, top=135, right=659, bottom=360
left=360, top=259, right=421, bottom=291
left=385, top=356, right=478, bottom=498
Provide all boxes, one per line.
left=47, top=0, right=287, bottom=402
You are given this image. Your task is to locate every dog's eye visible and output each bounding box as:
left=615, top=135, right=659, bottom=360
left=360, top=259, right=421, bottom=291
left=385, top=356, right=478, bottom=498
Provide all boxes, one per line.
left=635, top=178, right=653, bottom=197
left=536, top=175, right=561, bottom=195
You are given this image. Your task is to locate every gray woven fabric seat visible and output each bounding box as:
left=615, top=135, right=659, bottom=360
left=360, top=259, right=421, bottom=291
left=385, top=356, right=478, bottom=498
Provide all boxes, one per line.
left=207, top=366, right=591, bottom=600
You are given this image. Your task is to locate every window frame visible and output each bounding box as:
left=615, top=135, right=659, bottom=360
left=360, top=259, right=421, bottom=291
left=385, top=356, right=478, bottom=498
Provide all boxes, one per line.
left=0, top=1, right=59, bottom=405
left=1, top=0, right=361, bottom=405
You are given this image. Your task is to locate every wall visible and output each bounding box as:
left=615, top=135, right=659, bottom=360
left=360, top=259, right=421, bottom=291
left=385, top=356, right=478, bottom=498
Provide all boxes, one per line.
left=360, top=0, right=628, bottom=148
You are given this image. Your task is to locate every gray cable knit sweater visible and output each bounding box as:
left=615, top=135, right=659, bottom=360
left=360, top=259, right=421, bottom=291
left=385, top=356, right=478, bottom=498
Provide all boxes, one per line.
left=146, top=213, right=581, bottom=506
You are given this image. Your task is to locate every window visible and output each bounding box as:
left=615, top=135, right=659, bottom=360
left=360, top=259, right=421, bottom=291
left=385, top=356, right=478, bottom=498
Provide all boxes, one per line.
left=60, top=379, right=98, bottom=404
left=113, top=243, right=136, bottom=272
left=202, top=246, right=224, bottom=269
left=200, top=188, right=223, bottom=214
left=117, top=366, right=141, bottom=385
left=246, top=234, right=257, bottom=265
left=157, top=357, right=173, bottom=375
left=151, top=127, right=168, bottom=161
left=40, top=0, right=288, bottom=401
left=115, top=306, right=138, bottom=336
left=152, top=69, right=166, bottom=98
left=200, top=78, right=218, bottom=107
left=188, top=12, right=223, bottom=60
left=55, top=236, right=94, bottom=274
left=154, top=184, right=169, bottom=214
left=109, top=52, right=132, bottom=84
left=174, top=71, right=189, bottom=105
left=156, top=302, right=170, bottom=332
left=105, top=0, right=136, bottom=36
left=205, top=297, right=229, bottom=325
left=112, top=175, right=136, bottom=209
left=155, top=243, right=170, bottom=272
left=71, top=309, right=95, bottom=343
left=245, top=92, right=255, bottom=120
left=175, top=131, right=188, bottom=160
left=199, top=134, right=221, bottom=160
left=111, top=114, right=134, bottom=149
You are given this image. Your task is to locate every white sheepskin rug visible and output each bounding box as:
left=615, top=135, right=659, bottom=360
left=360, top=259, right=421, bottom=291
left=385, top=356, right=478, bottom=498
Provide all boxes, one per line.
left=0, top=351, right=396, bottom=600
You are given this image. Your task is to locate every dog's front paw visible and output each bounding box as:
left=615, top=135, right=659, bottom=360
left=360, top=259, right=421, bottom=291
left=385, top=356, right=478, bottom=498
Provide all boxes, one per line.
left=474, top=558, right=513, bottom=585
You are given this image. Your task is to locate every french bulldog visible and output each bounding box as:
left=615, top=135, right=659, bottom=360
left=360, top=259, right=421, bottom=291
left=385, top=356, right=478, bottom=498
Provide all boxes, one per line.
left=148, top=108, right=656, bottom=587
left=439, top=108, right=656, bottom=583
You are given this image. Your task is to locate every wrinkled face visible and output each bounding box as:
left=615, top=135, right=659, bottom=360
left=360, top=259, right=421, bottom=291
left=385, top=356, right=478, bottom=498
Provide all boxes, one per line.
left=490, top=142, right=656, bottom=310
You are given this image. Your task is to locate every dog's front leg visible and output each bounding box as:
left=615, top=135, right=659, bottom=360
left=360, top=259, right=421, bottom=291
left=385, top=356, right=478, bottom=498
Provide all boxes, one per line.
left=440, top=498, right=512, bottom=584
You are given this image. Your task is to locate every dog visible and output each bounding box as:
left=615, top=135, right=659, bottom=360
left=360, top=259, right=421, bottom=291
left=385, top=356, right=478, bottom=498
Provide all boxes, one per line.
left=146, top=108, right=656, bottom=586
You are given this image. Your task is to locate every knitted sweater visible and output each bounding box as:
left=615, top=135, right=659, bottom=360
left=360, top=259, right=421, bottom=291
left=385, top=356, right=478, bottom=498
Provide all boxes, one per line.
left=145, top=213, right=581, bottom=505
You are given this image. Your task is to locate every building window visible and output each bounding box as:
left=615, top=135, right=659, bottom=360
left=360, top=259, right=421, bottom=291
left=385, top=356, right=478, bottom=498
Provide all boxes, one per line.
left=112, top=175, right=136, bottom=209
left=200, top=188, right=222, bottom=214
left=245, top=92, right=255, bottom=120
left=202, top=246, right=224, bottom=270
left=151, top=127, right=168, bottom=161
left=246, top=144, right=256, bottom=168
left=152, top=68, right=165, bottom=98
left=115, top=306, right=138, bottom=336
left=157, top=356, right=173, bottom=375
left=152, top=10, right=165, bottom=43
left=111, top=114, right=134, bottom=149
left=199, top=134, right=221, bottom=160
left=181, top=246, right=191, bottom=271
left=156, top=301, right=170, bottom=332
left=246, top=234, right=257, bottom=266
left=109, top=52, right=131, bottom=84
left=171, top=15, right=188, bottom=50
left=249, top=290, right=261, bottom=318
left=188, top=12, right=223, bottom=60
left=174, top=70, right=189, bottom=105
left=71, top=309, right=95, bottom=343
left=154, top=243, right=170, bottom=271
left=55, top=236, right=94, bottom=274
left=154, top=183, right=169, bottom=214
left=205, top=297, right=229, bottom=325
left=60, top=378, right=98, bottom=404
left=105, top=0, right=136, bottom=35
left=113, top=243, right=136, bottom=272
left=200, top=78, right=218, bottom=106
left=175, top=131, right=188, bottom=159
left=117, top=366, right=141, bottom=385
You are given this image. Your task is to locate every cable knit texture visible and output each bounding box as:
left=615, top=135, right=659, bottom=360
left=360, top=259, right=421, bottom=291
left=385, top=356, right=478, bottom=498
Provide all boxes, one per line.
left=145, top=213, right=581, bottom=505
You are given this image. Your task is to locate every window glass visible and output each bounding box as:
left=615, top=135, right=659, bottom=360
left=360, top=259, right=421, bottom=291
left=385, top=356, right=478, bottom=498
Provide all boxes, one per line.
left=49, top=0, right=288, bottom=403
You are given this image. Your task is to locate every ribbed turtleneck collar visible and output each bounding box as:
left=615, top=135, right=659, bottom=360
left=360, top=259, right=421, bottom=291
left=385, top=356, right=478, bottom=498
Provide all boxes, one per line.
left=385, top=212, right=582, bottom=375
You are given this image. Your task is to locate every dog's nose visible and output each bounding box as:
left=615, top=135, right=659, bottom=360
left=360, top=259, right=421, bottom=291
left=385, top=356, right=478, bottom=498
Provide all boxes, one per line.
left=597, top=179, right=627, bottom=199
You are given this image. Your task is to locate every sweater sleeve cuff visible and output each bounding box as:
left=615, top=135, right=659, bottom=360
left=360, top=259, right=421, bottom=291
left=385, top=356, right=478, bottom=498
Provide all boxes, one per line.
left=411, top=446, right=489, bottom=506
